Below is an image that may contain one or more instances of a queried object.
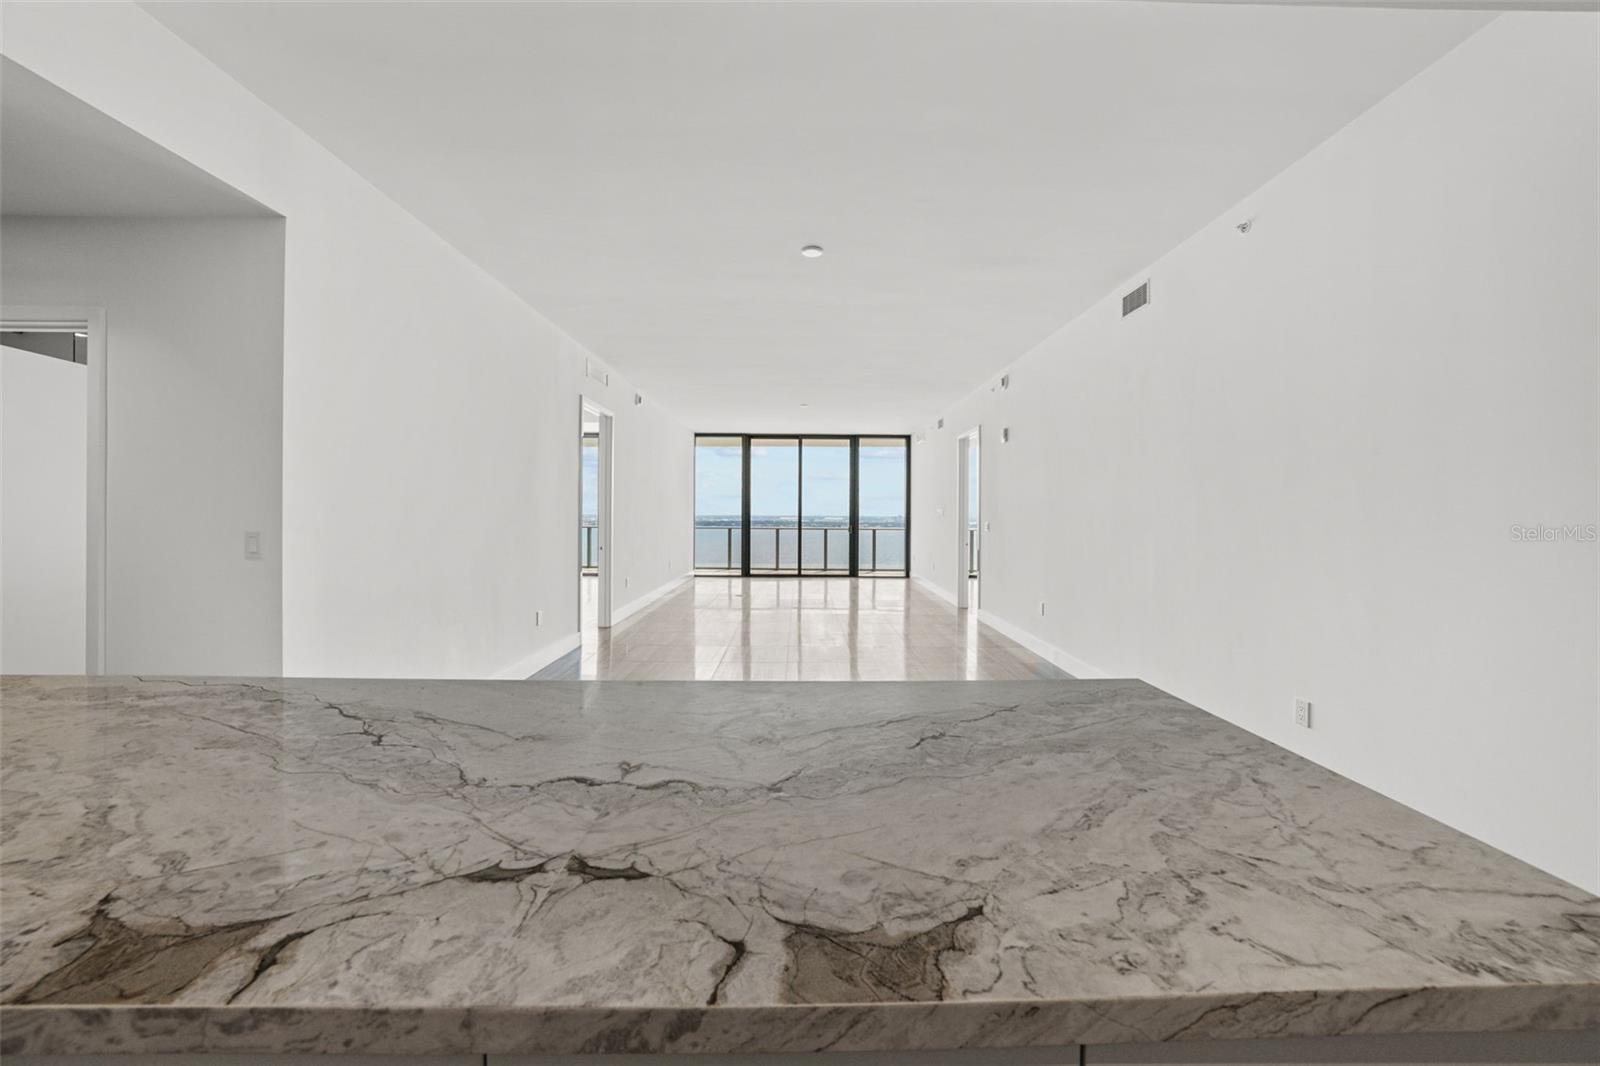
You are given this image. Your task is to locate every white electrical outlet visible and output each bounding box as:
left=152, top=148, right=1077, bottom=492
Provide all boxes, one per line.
left=536, top=610, right=543, bottom=626
left=1295, top=699, right=1312, bottom=729
left=1038, top=601, right=1046, bottom=617
left=243, top=531, right=261, bottom=560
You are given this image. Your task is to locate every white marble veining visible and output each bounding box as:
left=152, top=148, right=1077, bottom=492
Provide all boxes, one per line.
left=0, top=676, right=1595, bottom=1055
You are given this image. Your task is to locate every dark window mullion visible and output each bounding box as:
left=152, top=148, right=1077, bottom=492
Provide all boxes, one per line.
left=903, top=433, right=912, bottom=578
left=849, top=437, right=860, bottom=576
left=795, top=436, right=803, bottom=576
left=740, top=436, right=752, bottom=576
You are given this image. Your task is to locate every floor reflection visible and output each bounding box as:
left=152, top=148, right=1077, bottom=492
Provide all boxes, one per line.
left=548, top=575, right=1070, bottom=681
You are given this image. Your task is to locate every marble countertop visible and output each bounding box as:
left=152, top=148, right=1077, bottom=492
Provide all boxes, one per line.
left=1, top=676, right=1595, bottom=1056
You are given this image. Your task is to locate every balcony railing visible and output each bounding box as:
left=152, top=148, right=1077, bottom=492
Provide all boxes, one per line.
left=693, top=525, right=906, bottom=573
left=580, top=524, right=597, bottom=572
left=859, top=527, right=906, bottom=573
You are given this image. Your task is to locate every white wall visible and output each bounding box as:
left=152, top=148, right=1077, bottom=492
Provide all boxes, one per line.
left=912, top=14, right=1599, bottom=892
left=2, top=218, right=287, bottom=676
left=0, top=3, right=692, bottom=679
left=600, top=387, right=697, bottom=626
left=1, top=345, right=87, bottom=674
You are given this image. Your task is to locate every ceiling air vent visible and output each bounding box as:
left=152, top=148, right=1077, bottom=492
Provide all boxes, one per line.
left=1122, top=280, right=1151, bottom=318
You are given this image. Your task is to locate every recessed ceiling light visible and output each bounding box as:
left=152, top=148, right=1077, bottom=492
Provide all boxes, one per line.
left=800, top=245, right=824, bottom=258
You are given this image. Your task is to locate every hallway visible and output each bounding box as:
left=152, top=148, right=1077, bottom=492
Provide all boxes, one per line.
left=538, top=576, right=1070, bottom=681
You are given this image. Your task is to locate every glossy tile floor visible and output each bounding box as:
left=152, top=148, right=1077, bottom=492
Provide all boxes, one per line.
left=535, top=575, right=1071, bottom=680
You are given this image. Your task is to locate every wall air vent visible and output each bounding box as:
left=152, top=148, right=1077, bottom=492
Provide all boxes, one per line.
left=1122, top=280, right=1151, bottom=318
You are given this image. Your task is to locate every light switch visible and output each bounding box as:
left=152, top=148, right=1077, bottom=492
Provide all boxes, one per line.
left=244, top=531, right=262, bottom=560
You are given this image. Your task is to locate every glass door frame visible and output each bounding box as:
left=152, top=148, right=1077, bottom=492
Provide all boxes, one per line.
left=746, top=436, right=804, bottom=576
left=696, top=433, right=911, bottom=578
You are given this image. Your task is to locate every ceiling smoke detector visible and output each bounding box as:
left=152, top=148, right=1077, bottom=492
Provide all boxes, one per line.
left=800, top=245, right=824, bottom=258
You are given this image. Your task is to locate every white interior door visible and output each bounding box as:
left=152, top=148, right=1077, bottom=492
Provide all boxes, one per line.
left=956, top=429, right=980, bottom=611
left=582, top=400, right=616, bottom=630
left=1, top=344, right=88, bottom=672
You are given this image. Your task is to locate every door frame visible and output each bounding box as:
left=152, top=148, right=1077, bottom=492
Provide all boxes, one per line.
left=2, top=305, right=107, bottom=674
left=956, top=426, right=981, bottom=611
left=580, top=397, right=616, bottom=629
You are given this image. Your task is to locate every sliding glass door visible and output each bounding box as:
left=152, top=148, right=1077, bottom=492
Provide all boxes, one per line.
left=693, top=437, right=742, bottom=572
left=858, top=437, right=908, bottom=573
left=694, top=434, right=910, bottom=577
left=749, top=438, right=799, bottom=573
left=801, top=438, right=851, bottom=574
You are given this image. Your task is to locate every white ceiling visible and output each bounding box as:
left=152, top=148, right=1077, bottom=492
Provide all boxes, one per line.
left=0, top=58, right=273, bottom=219
left=142, top=1, right=1492, bottom=431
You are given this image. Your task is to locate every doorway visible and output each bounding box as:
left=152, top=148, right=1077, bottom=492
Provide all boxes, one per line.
left=579, top=399, right=614, bottom=637
left=1, top=308, right=106, bottom=674
left=956, top=428, right=980, bottom=611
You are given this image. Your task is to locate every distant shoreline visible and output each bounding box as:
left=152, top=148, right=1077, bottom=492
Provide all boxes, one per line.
left=690, top=517, right=904, bottom=529
left=580, top=516, right=907, bottom=528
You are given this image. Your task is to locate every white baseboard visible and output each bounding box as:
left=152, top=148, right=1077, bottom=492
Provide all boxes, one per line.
left=494, top=631, right=582, bottom=680
left=493, top=573, right=691, bottom=680
left=913, top=574, right=959, bottom=606
left=916, top=575, right=1109, bottom=679
left=976, top=608, right=1110, bottom=679
left=611, top=571, right=692, bottom=627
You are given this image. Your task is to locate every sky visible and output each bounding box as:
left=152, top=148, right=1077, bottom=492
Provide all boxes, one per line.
left=582, top=438, right=598, bottom=518
left=694, top=440, right=906, bottom=519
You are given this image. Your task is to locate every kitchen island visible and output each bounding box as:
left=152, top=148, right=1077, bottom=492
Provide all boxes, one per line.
left=1, top=677, right=1595, bottom=1061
